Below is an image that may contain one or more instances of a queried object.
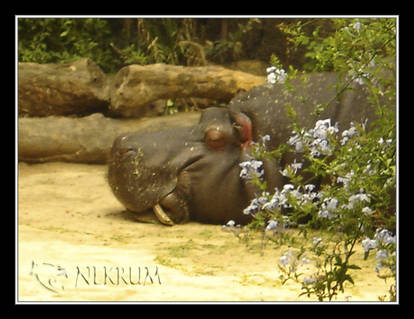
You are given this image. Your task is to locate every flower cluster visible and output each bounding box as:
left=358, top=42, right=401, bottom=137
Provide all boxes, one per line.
left=361, top=228, right=396, bottom=274
left=242, top=191, right=272, bottom=215
left=239, top=159, right=264, bottom=180
left=279, top=249, right=295, bottom=267
left=266, top=66, right=287, bottom=85
left=340, top=122, right=359, bottom=145
left=236, top=107, right=395, bottom=300
left=287, top=119, right=339, bottom=157
left=318, top=197, right=339, bottom=219
left=375, top=228, right=396, bottom=245
left=361, top=228, right=396, bottom=253
left=241, top=117, right=385, bottom=226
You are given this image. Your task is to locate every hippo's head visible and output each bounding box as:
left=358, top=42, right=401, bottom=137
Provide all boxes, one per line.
left=108, top=107, right=257, bottom=225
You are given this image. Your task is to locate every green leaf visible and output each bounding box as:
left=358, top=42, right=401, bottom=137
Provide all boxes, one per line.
left=347, top=264, right=362, bottom=270
left=345, top=274, right=355, bottom=285
left=335, top=255, right=343, bottom=265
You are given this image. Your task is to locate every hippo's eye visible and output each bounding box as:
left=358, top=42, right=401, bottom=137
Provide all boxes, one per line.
left=205, top=129, right=228, bottom=151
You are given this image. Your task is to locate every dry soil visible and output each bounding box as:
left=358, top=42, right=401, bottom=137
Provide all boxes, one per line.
left=17, top=162, right=391, bottom=303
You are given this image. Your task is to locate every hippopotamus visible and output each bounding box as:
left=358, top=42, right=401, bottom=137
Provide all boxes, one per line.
left=108, top=72, right=395, bottom=225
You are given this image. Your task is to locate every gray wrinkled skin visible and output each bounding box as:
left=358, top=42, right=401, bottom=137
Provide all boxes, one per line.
left=108, top=72, right=395, bottom=225
left=108, top=107, right=254, bottom=225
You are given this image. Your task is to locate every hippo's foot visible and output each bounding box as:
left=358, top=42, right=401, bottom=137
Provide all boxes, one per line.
left=152, top=191, right=190, bottom=226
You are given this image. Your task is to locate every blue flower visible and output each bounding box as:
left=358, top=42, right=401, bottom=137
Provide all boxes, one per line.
left=287, top=119, right=338, bottom=158
left=376, top=249, right=388, bottom=260
left=243, top=198, right=261, bottom=215
left=261, top=134, right=271, bottom=144
left=374, top=228, right=396, bottom=245
left=279, top=255, right=290, bottom=266
left=282, top=184, right=295, bottom=192
left=239, top=159, right=264, bottom=180
left=279, top=250, right=294, bottom=266
left=267, top=72, right=277, bottom=84
left=361, top=238, right=378, bottom=252
left=265, top=220, right=279, bottom=231
left=352, top=22, right=362, bottom=33
left=347, top=193, right=370, bottom=209
left=226, top=220, right=235, bottom=227
left=287, top=133, right=304, bottom=153
left=261, top=192, right=279, bottom=212
left=290, top=160, right=303, bottom=174
left=304, top=184, right=316, bottom=193
left=266, top=66, right=287, bottom=85
left=318, top=197, right=339, bottom=219
left=341, top=122, right=359, bottom=145
left=266, top=66, right=277, bottom=73
left=362, top=207, right=373, bottom=215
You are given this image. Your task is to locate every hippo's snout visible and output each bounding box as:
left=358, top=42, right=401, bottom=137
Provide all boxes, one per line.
left=108, top=126, right=203, bottom=225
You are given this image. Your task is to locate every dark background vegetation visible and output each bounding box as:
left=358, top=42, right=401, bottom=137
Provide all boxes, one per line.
left=18, top=17, right=336, bottom=73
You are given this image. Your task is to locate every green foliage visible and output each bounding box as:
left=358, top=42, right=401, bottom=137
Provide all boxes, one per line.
left=18, top=18, right=116, bottom=72
left=283, top=18, right=396, bottom=73
left=20, top=18, right=395, bottom=76
left=17, top=17, right=265, bottom=72
left=204, top=18, right=260, bottom=63
left=238, top=18, right=397, bottom=301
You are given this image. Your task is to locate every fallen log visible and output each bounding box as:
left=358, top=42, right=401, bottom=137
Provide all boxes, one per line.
left=18, top=59, right=265, bottom=118
left=18, top=112, right=200, bottom=164
left=109, top=63, right=265, bottom=117
left=18, top=58, right=109, bottom=117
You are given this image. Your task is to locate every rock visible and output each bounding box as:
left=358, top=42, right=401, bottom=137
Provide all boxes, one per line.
left=109, top=63, right=265, bottom=117
left=18, top=58, right=109, bottom=117
left=18, top=112, right=200, bottom=164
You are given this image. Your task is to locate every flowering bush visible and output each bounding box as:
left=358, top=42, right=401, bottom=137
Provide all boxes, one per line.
left=226, top=18, right=397, bottom=301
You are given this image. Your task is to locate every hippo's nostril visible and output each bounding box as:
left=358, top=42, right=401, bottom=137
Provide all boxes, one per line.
left=116, top=148, right=136, bottom=156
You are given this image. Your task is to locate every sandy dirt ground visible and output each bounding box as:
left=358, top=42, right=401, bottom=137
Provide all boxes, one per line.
left=17, top=162, right=391, bottom=303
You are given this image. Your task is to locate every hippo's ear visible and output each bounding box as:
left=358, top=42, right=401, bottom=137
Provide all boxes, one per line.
left=229, top=110, right=253, bottom=148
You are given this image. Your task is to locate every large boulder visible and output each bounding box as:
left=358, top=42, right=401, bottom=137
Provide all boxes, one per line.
left=18, top=58, right=109, bottom=117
